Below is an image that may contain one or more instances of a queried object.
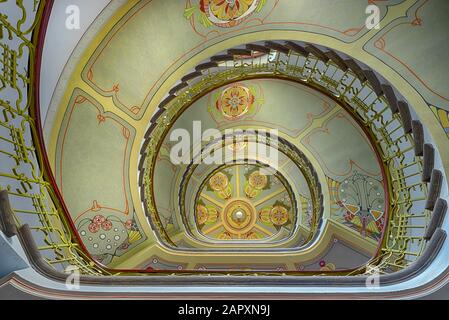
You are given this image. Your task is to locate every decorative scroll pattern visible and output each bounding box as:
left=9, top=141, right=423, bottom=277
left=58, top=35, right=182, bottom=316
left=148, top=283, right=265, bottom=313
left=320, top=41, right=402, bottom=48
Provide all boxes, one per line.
left=184, top=0, right=267, bottom=29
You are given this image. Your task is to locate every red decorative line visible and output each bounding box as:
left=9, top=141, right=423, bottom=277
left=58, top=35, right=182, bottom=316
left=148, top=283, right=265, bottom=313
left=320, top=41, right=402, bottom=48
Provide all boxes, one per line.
left=373, top=0, right=449, bottom=103
left=88, top=0, right=370, bottom=114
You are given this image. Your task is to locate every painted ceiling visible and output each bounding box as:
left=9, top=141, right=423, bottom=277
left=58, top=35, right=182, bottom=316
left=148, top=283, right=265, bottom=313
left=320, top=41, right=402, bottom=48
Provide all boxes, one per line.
left=42, top=0, right=449, bottom=273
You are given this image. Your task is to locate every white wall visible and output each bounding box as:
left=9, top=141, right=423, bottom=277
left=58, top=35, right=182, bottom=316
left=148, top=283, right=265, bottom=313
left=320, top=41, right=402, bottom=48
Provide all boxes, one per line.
left=39, top=0, right=111, bottom=122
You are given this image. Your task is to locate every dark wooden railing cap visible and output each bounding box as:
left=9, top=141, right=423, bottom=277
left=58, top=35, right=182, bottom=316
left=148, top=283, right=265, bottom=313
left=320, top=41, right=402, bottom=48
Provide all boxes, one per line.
left=325, top=50, right=348, bottom=71
left=264, top=41, right=290, bottom=55
left=245, top=43, right=271, bottom=54
left=228, top=48, right=252, bottom=56
left=343, top=58, right=366, bottom=82
left=284, top=41, right=308, bottom=56
left=305, top=44, right=329, bottom=62
left=195, top=61, right=218, bottom=71
left=381, top=84, right=399, bottom=114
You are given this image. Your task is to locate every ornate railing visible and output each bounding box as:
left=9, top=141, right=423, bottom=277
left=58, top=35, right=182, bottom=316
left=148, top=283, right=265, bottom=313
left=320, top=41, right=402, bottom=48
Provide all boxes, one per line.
left=141, top=41, right=441, bottom=274
left=0, top=0, right=443, bottom=280
left=0, top=0, right=109, bottom=275
left=177, top=132, right=323, bottom=248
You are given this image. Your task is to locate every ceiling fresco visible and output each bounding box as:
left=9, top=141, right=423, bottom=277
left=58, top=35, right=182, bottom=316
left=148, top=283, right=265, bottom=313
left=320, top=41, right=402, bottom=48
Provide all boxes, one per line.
left=177, top=132, right=319, bottom=249
left=194, top=164, right=296, bottom=242
left=77, top=0, right=400, bottom=119
left=365, top=1, right=449, bottom=118
left=43, top=0, right=449, bottom=273
left=54, top=88, right=147, bottom=265
left=54, top=72, right=384, bottom=270
left=3, top=0, right=449, bottom=299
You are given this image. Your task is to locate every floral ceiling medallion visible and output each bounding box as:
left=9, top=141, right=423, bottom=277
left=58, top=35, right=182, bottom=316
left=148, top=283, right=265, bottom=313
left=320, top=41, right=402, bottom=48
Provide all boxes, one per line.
left=185, top=0, right=267, bottom=28
left=216, top=84, right=255, bottom=119
left=194, top=164, right=296, bottom=241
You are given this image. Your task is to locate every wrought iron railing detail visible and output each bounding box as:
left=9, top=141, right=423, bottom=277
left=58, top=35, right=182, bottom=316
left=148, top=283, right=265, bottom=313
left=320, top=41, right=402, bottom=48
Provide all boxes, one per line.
left=0, top=0, right=438, bottom=278
left=141, top=42, right=433, bottom=274
left=177, top=132, right=323, bottom=248
left=0, top=0, right=109, bottom=276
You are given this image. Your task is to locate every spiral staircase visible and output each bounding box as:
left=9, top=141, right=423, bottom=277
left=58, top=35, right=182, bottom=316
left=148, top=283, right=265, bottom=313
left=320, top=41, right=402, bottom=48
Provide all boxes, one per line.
left=1, top=0, right=449, bottom=299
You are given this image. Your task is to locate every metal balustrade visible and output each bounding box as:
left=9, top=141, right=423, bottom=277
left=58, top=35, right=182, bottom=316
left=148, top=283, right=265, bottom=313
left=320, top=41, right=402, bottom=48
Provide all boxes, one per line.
left=0, top=0, right=446, bottom=284
left=0, top=0, right=109, bottom=276
left=142, top=40, right=446, bottom=274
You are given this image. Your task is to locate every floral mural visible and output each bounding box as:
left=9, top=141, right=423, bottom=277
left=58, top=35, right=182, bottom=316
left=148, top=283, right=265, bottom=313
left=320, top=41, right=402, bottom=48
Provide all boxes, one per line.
left=244, top=168, right=270, bottom=198
left=329, top=172, right=386, bottom=241
left=184, top=0, right=267, bottom=28
left=77, top=209, right=144, bottom=265
left=208, top=82, right=263, bottom=122
left=208, top=171, right=233, bottom=199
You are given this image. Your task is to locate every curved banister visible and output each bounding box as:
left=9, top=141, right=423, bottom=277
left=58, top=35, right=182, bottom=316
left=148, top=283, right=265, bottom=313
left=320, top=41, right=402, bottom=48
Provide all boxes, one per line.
left=324, top=50, right=348, bottom=71
left=0, top=190, right=18, bottom=237
left=304, top=44, right=329, bottom=62
left=381, top=84, right=399, bottom=114
left=138, top=40, right=445, bottom=275
left=426, top=170, right=443, bottom=210
left=245, top=43, right=271, bottom=54
left=195, top=61, right=218, bottom=71
left=227, top=48, right=252, bottom=56
left=16, top=220, right=446, bottom=287
left=210, top=54, right=234, bottom=62
left=1, top=150, right=441, bottom=284
left=398, top=101, right=413, bottom=133
left=363, top=69, right=383, bottom=96
left=0, top=0, right=445, bottom=285
left=411, top=120, right=424, bottom=156
left=181, top=71, right=202, bottom=82
left=344, top=58, right=366, bottom=82
left=425, top=199, right=448, bottom=240
left=264, top=41, right=290, bottom=54
left=283, top=41, right=308, bottom=57
left=423, top=144, right=435, bottom=183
